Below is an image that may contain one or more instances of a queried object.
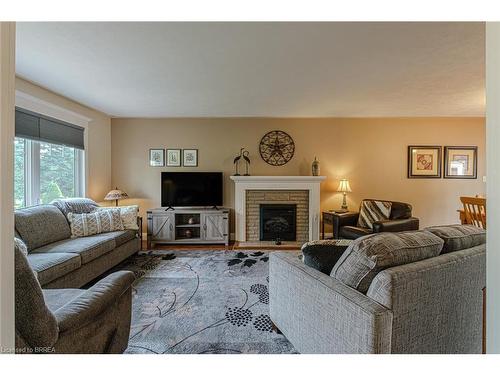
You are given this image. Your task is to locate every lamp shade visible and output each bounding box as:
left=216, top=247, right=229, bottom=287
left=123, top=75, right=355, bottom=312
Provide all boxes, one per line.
left=104, top=188, right=129, bottom=202
left=337, top=179, right=352, bottom=193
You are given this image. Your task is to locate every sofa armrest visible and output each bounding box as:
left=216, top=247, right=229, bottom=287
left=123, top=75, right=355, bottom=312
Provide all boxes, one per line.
left=269, top=252, right=393, bottom=353
left=372, top=217, right=419, bottom=233
left=332, top=212, right=359, bottom=239
left=53, top=271, right=135, bottom=333
left=301, top=241, right=350, bottom=274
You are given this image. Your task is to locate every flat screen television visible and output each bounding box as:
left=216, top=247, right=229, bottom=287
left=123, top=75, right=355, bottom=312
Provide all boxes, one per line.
left=161, top=172, right=223, bottom=207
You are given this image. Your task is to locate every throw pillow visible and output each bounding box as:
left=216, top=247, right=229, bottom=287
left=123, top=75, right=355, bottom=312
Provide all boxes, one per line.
left=425, top=224, right=486, bottom=254
left=357, top=200, right=392, bottom=229
left=301, top=239, right=352, bottom=274
left=99, top=205, right=139, bottom=230
left=14, top=237, right=28, bottom=256
left=51, top=197, right=99, bottom=217
left=330, top=231, right=444, bottom=293
left=67, top=208, right=124, bottom=238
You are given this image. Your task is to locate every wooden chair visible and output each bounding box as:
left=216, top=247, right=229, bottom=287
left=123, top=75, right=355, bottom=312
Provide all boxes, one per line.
left=460, top=196, right=486, bottom=229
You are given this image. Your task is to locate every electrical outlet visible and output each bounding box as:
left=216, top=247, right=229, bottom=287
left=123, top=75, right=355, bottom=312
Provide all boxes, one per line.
left=483, top=176, right=487, bottom=183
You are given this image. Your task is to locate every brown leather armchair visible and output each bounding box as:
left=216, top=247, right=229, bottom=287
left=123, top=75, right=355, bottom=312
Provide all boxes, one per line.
left=333, top=199, right=419, bottom=240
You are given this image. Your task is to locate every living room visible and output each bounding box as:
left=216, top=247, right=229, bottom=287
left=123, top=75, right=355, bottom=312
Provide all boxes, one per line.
left=1, top=2, right=500, bottom=372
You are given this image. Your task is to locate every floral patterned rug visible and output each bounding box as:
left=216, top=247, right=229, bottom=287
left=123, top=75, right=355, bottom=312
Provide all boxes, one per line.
left=114, top=250, right=299, bottom=354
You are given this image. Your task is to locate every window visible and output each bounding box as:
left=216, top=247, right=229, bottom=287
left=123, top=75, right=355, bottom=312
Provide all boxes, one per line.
left=14, top=137, right=85, bottom=208
left=14, top=138, right=26, bottom=208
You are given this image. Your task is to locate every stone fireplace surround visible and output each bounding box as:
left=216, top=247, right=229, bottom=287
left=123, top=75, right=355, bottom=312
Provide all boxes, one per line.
left=230, top=176, right=326, bottom=242
left=247, top=191, right=307, bottom=242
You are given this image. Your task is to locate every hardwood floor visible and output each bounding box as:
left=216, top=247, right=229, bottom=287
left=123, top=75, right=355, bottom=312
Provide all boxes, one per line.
left=142, top=240, right=300, bottom=251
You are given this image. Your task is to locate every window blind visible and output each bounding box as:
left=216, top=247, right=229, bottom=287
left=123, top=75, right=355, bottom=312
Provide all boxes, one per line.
left=15, top=107, right=85, bottom=150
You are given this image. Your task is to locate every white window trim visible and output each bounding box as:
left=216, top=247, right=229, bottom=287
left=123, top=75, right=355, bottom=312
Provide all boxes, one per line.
left=15, top=89, right=91, bottom=197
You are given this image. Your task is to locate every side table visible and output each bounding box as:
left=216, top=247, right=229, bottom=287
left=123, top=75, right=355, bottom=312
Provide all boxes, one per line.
left=322, top=211, right=357, bottom=239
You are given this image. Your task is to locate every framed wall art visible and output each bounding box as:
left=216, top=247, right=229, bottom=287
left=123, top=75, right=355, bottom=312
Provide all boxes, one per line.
left=408, top=146, right=442, bottom=178
left=444, top=146, right=477, bottom=179
left=183, top=149, right=198, bottom=167
left=166, top=149, right=181, bottom=167
left=149, top=148, right=165, bottom=167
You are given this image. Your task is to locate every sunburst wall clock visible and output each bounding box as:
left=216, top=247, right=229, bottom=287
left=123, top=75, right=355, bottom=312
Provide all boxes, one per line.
left=259, top=130, right=295, bottom=166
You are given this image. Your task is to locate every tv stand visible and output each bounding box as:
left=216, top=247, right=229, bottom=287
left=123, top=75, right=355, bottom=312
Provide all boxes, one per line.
left=147, top=207, right=229, bottom=248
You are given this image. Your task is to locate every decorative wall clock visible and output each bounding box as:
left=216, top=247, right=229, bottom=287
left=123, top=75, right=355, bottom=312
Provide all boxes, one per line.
left=259, top=130, right=295, bottom=166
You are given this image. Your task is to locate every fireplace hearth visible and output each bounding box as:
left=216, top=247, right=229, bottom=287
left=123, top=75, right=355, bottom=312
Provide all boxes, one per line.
left=260, top=204, right=297, bottom=242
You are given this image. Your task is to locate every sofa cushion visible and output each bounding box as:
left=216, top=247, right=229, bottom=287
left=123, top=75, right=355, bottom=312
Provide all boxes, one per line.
left=339, top=225, right=372, bottom=239
left=357, top=200, right=392, bottom=229
left=331, top=231, right=444, bottom=293
left=425, top=224, right=486, bottom=254
left=68, top=209, right=124, bottom=238
left=51, top=197, right=99, bottom=218
left=97, top=230, right=137, bottom=247
left=32, top=234, right=116, bottom=264
left=15, top=205, right=71, bottom=252
left=28, top=252, right=81, bottom=285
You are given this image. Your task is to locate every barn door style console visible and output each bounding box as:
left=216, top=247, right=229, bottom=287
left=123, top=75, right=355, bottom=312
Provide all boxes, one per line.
left=147, top=207, right=230, bottom=248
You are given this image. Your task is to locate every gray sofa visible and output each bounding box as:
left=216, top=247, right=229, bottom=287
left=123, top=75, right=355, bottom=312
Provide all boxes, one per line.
left=269, top=226, right=486, bottom=354
left=15, top=245, right=135, bottom=353
left=15, top=203, right=140, bottom=289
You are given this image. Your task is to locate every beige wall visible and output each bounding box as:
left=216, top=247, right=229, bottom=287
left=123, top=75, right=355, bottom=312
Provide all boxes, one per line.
left=486, top=22, right=500, bottom=353
left=15, top=77, right=112, bottom=202
left=111, top=117, right=485, bottom=234
left=0, top=21, right=15, bottom=351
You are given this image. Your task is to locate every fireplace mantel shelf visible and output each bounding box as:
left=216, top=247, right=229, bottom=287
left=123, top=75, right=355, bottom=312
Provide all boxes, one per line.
left=231, top=175, right=326, bottom=242
left=230, top=176, right=326, bottom=183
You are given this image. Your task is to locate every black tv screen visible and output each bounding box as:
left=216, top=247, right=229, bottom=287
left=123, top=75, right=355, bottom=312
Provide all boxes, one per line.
left=161, top=172, right=223, bottom=207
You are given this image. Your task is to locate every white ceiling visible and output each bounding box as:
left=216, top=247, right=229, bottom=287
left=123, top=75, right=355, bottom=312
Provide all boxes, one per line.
left=16, top=22, right=485, bottom=118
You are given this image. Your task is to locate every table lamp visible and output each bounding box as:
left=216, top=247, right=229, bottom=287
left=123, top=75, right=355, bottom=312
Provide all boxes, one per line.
left=337, top=179, right=352, bottom=210
left=104, top=187, right=129, bottom=206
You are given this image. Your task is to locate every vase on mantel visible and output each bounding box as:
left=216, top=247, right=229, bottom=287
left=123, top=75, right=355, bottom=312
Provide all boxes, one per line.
left=312, top=157, right=320, bottom=176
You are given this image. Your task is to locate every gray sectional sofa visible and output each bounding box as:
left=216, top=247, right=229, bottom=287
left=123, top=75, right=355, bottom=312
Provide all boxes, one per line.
left=15, top=204, right=140, bottom=289
left=269, top=225, right=486, bottom=354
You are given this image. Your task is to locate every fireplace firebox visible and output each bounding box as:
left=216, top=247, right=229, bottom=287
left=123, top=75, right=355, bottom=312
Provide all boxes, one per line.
left=259, top=204, right=297, bottom=242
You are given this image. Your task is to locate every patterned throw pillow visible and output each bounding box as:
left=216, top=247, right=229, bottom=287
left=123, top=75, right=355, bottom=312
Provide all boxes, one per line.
left=99, top=205, right=139, bottom=230
left=51, top=198, right=99, bottom=217
left=357, top=200, right=392, bottom=229
left=67, top=208, right=124, bottom=238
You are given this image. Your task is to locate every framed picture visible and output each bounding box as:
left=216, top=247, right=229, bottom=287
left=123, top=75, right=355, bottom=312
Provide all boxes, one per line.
left=183, top=149, right=198, bottom=167
left=444, top=146, right=477, bottom=179
left=149, top=148, right=165, bottom=167
left=408, top=146, right=442, bottom=178
left=166, top=149, right=181, bottom=167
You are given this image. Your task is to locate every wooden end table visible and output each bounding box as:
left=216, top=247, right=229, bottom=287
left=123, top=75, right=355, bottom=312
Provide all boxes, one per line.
left=322, top=210, right=357, bottom=239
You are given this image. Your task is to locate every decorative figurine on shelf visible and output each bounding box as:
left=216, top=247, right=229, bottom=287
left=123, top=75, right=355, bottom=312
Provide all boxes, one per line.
left=312, top=157, right=320, bottom=176
left=188, top=217, right=195, bottom=225
left=233, top=148, right=251, bottom=176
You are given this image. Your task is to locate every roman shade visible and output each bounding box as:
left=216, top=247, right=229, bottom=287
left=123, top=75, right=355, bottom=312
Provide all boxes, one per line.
left=15, top=107, right=85, bottom=150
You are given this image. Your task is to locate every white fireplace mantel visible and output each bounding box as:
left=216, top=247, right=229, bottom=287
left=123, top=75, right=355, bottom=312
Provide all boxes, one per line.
left=230, top=175, right=326, bottom=242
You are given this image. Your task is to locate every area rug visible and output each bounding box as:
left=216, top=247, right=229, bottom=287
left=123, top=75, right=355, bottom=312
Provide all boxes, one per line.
left=114, top=250, right=299, bottom=354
